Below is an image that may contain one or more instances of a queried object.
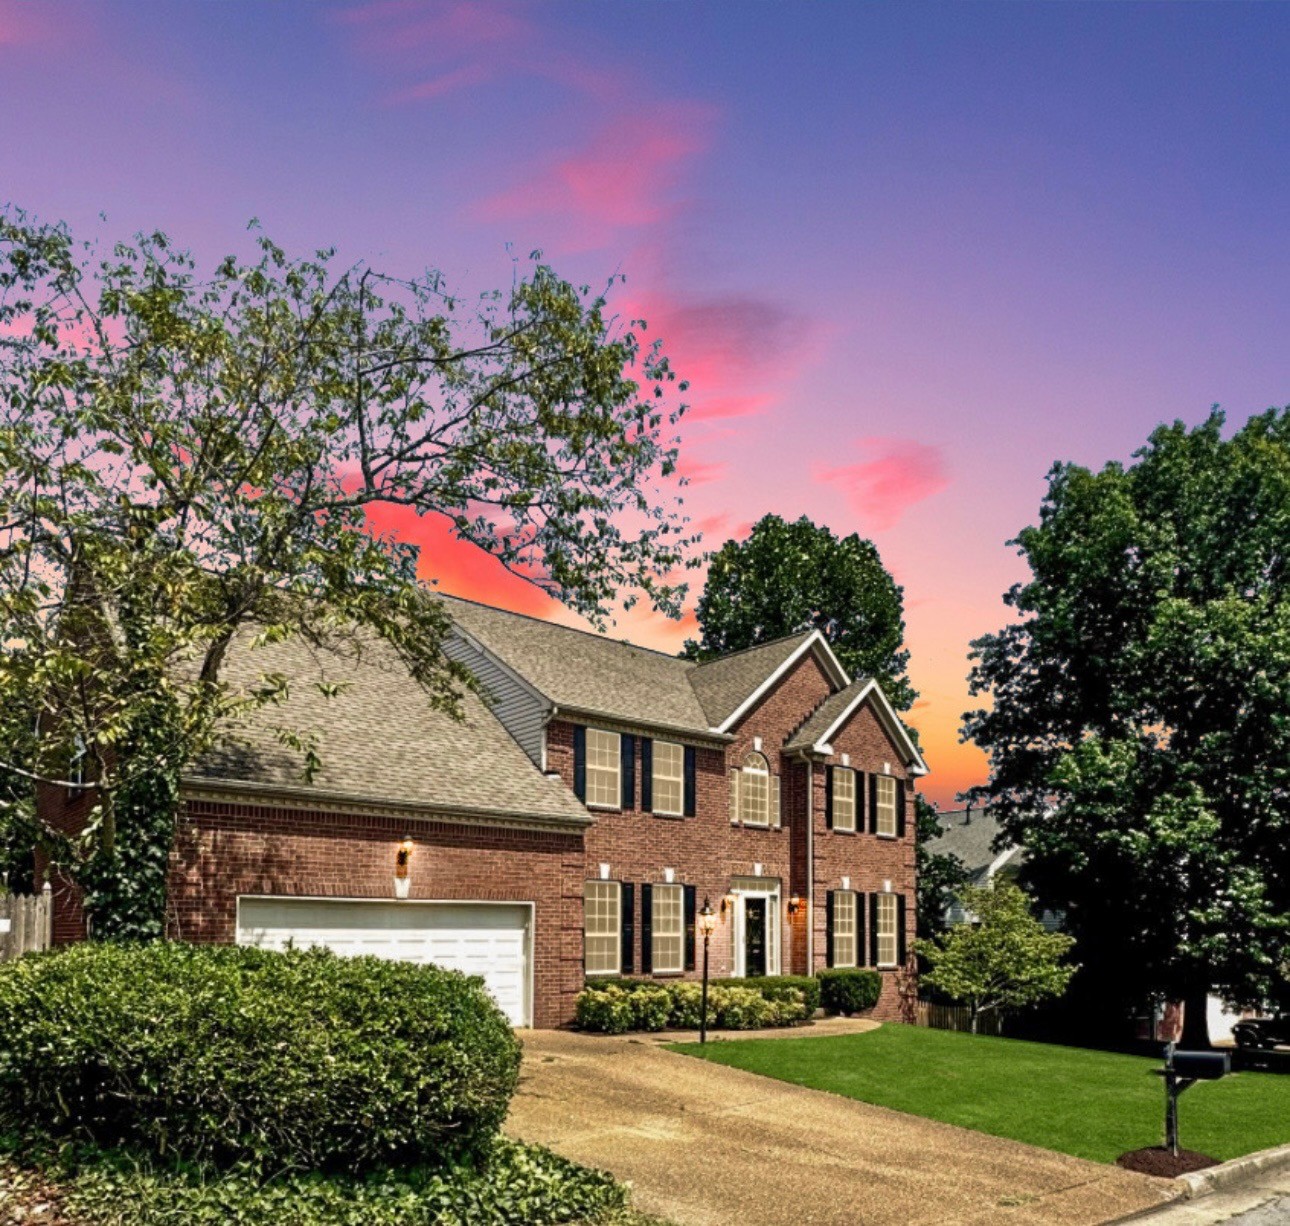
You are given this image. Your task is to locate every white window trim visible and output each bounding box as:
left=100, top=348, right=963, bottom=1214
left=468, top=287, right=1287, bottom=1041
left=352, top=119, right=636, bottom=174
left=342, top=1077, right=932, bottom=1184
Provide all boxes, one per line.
left=652, top=740, right=685, bottom=817
left=877, top=892, right=899, bottom=969
left=651, top=882, right=685, bottom=974
left=585, top=728, right=622, bottom=811
left=583, top=880, right=621, bottom=976
left=832, top=889, right=858, bottom=967
left=833, top=767, right=857, bottom=833
left=876, top=774, right=898, bottom=838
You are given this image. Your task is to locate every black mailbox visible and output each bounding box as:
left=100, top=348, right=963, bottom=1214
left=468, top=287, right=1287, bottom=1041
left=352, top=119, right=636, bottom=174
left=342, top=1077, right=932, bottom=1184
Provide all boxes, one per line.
left=1172, top=1050, right=1230, bottom=1081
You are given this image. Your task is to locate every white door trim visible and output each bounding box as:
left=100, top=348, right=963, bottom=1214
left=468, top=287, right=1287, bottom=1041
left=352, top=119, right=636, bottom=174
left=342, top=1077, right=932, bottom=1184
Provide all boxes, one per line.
left=730, top=881, right=781, bottom=978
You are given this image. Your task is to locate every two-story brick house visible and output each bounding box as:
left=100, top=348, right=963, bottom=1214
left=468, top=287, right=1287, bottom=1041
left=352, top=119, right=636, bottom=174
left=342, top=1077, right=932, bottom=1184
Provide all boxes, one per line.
left=42, top=594, right=927, bottom=1028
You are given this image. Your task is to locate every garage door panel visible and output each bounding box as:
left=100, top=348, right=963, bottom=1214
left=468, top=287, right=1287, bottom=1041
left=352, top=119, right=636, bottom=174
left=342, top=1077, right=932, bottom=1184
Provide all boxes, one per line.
left=236, top=898, right=531, bottom=1026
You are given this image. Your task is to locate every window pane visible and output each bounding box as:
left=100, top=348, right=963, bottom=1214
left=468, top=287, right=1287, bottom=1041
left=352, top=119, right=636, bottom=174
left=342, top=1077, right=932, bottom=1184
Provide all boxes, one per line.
left=652, top=884, right=684, bottom=973
left=877, top=892, right=898, bottom=967
left=653, top=740, right=684, bottom=815
left=741, top=752, right=770, bottom=826
left=584, top=881, right=620, bottom=974
left=877, top=775, right=897, bottom=836
left=586, top=729, right=621, bottom=809
left=833, top=890, right=856, bottom=967
left=834, top=768, right=855, bottom=832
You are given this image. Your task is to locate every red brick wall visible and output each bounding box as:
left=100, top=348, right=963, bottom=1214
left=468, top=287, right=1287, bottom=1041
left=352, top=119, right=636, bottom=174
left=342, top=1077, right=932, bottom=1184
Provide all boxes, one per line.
left=166, top=799, right=586, bottom=1028
left=806, top=701, right=918, bottom=1021
left=34, top=781, right=92, bottom=945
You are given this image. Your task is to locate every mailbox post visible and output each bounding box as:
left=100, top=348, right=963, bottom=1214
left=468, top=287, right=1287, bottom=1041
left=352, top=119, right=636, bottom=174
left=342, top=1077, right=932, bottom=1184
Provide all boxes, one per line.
left=1156, top=1043, right=1230, bottom=1156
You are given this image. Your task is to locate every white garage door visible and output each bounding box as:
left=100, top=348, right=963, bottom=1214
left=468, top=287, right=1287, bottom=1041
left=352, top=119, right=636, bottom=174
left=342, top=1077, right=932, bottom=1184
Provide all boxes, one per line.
left=236, top=897, right=532, bottom=1026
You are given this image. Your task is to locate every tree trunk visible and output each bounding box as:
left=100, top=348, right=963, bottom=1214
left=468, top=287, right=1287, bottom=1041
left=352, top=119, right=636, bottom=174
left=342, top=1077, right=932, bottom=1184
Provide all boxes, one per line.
left=969, top=1003, right=979, bottom=1034
left=1179, top=985, right=1211, bottom=1050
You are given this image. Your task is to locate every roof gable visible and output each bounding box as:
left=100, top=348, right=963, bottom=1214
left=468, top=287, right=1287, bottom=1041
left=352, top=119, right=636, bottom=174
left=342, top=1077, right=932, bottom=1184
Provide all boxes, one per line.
left=783, top=676, right=928, bottom=775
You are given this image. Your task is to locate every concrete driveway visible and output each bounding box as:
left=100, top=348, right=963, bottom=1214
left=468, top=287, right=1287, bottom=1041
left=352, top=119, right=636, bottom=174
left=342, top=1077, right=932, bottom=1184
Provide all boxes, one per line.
left=506, top=1029, right=1176, bottom=1226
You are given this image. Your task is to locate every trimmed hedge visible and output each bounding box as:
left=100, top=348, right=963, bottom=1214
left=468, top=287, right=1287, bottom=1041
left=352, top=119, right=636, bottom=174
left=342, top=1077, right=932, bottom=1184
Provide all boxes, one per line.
left=0, top=943, right=521, bottom=1174
left=576, top=979, right=807, bottom=1033
left=817, top=968, right=882, bottom=1015
left=713, top=975, right=822, bottom=1017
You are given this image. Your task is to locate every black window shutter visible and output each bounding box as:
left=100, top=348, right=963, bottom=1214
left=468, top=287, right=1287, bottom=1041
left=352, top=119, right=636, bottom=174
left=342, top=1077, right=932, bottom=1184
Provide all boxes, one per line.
left=895, top=779, right=907, bottom=838
left=856, top=890, right=867, bottom=968
left=897, top=893, right=908, bottom=966
left=573, top=726, right=586, bottom=801
left=640, top=884, right=653, bottom=974
left=620, top=734, right=636, bottom=810
left=640, top=738, right=653, bottom=812
left=825, top=766, right=834, bottom=829
left=859, top=771, right=868, bottom=831
left=683, top=746, right=697, bottom=817
left=620, top=883, right=635, bottom=975
left=868, top=774, right=879, bottom=834
left=825, top=890, right=836, bottom=967
left=684, top=884, right=697, bottom=971
left=869, top=893, right=880, bottom=967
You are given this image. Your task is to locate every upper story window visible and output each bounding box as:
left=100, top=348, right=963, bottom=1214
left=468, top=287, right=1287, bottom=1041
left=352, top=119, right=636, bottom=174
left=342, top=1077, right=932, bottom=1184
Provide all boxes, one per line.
left=739, top=751, right=771, bottom=827
left=875, top=774, right=898, bottom=837
left=832, top=767, right=856, bottom=832
left=585, top=729, right=621, bottom=809
left=583, top=880, right=621, bottom=975
left=652, top=741, right=684, bottom=817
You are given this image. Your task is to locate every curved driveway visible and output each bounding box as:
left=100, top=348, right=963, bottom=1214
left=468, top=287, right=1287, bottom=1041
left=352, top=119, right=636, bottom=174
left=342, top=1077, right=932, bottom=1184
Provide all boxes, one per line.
left=506, top=1029, right=1176, bottom=1226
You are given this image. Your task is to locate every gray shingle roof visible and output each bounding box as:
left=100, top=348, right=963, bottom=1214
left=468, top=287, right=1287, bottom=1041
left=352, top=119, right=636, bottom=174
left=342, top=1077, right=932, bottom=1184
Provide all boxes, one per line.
left=440, top=596, right=714, bottom=734
left=782, top=676, right=872, bottom=753
left=687, top=632, right=818, bottom=726
left=188, top=629, right=589, bottom=827
left=924, top=807, right=1021, bottom=880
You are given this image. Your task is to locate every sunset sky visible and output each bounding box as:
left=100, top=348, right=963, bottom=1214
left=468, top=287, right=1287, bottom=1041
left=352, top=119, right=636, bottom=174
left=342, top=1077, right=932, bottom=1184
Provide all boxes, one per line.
left=3, top=1, right=1288, bottom=805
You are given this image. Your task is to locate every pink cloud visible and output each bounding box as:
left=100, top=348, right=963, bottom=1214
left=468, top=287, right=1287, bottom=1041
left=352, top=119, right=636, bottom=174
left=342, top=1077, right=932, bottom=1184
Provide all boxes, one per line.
left=675, top=457, right=727, bottom=487
left=815, top=438, right=951, bottom=530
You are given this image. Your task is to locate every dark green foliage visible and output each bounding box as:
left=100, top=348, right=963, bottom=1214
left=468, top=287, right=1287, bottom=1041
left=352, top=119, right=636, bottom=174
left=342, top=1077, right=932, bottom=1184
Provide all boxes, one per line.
left=816, top=968, right=882, bottom=1015
left=1, top=1135, right=635, bottom=1226
left=0, top=943, right=520, bottom=1174
left=915, top=798, right=969, bottom=940
left=682, top=514, right=916, bottom=710
left=964, top=409, right=1290, bottom=1033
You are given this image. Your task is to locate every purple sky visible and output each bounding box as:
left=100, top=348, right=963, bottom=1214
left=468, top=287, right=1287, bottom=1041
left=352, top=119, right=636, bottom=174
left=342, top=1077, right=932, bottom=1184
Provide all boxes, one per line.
left=3, top=1, right=1288, bottom=803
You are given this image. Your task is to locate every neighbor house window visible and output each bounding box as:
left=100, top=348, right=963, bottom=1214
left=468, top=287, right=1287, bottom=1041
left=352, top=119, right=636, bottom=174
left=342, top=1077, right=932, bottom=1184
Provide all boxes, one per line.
left=585, top=729, right=621, bottom=809
left=833, top=768, right=856, bottom=832
left=651, top=883, right=684, bottom=973
left=584, top=881, right=621, bottom=974
left=876, top=775, right=898, bottom=836
left=832, top=890, right=857, bottom=967
left=877, top=892, right=899, bottom=968
left=740, top=752, right=770, bottom=826
left=652, top=740, right=684, bottom=816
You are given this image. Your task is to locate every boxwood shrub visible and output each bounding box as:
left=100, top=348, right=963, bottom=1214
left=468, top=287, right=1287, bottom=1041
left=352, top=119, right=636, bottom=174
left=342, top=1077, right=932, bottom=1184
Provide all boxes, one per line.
left=0, top=942, right=521, bottom=1174
left=712, top=975, right=821, bottom=1016
left=816, top=968, right=882, bottom=1015
left=576, top=977, right=808, bottom=1032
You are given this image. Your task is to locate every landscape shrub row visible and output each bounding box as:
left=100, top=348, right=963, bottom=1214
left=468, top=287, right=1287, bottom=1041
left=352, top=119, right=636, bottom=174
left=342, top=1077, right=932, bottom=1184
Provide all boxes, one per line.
left=817, top=968, right=882, bottom=1015
left=0, top=943, right=521, bottom=1174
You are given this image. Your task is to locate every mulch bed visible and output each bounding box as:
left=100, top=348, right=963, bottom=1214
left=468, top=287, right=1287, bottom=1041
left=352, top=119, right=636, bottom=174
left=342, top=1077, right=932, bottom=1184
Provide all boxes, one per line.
left=0, top=1161, right=75, bottom=1225
left=1116, top=1146, right=1219, bottom=1178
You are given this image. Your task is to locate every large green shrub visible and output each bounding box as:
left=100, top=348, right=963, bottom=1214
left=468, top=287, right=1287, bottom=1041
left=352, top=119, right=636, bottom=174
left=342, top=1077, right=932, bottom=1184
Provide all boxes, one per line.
left=817, top=968, right=882, bottom=1015
left=575, top=979, right=809, bottom=1033
left=0, top=943, right=521, bottom=1174
left=574, top=986, right=635, bottom=1035
left=713, top=975, right=821, bottom=1016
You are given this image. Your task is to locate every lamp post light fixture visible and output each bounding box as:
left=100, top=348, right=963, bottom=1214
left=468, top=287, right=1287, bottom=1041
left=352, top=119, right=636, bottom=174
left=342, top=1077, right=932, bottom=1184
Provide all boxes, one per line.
left=698, top=897, right=717, bottom=1045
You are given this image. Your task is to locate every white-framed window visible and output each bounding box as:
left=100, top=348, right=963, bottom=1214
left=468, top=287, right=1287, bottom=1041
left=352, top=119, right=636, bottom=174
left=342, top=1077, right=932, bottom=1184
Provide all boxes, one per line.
left=876, top=774, right=898, bottom=836
left=832, top=890, right=857, bottom=967
left=833, top=767, right=856, bottom=832
left=740, top=751, right=770, bottom=826
left=651, top=883, right=684, bottom=973
left=652, top=740, right=684, bottom=816
left=584, top=880, right=621, bottom=974
left=585, top=729, right=621, bottom=809
left=877, top=892, right=899, bottom=968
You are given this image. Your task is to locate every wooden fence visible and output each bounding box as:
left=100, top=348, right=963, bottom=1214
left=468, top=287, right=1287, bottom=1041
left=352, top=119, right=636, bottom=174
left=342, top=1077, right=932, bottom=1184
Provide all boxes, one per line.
left=0, top=887, right=52, bottom=961
left=916, top=1000, right=1004, bottom=1037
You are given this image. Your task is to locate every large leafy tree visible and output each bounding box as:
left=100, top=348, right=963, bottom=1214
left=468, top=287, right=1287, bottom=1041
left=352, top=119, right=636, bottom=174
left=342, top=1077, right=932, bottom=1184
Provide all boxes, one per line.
left=682, top=513, right=915, bottom=709
left=920, top=879, right=1077, bottom=1033
left=964, top=409, right=1290, bottom=1045
left=0, top=207, right=693, bottom=938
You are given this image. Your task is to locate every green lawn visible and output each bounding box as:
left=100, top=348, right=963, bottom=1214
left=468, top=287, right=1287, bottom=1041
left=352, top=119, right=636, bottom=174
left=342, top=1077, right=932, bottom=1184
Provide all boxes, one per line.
left=670, top=1026, right=1290, bottom=1164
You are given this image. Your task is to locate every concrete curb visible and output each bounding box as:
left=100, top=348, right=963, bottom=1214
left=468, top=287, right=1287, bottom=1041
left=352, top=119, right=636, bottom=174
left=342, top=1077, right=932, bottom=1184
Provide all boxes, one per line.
left=1174, top=1141, right=1290, bottom=1200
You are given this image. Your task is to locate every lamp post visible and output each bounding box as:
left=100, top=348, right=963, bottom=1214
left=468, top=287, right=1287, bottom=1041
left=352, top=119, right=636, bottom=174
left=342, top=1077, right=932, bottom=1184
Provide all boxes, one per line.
left=698, top=897, right=717, bottom=1045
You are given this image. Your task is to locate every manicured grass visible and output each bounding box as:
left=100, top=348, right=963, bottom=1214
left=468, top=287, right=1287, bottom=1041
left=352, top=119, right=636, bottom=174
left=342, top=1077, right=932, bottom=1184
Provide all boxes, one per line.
left=670, top=1026, right=1290, bottom=1164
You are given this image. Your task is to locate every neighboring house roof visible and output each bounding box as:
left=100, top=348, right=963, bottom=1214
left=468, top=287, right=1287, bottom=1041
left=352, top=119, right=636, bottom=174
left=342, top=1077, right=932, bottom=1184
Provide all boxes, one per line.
left=782, top=676, right=930, bottom=775
left=187, top=629, right=590, bottom=830
left=924, top=807, right=1022, bottom=882
left=686, top=631, right=819, bottom=726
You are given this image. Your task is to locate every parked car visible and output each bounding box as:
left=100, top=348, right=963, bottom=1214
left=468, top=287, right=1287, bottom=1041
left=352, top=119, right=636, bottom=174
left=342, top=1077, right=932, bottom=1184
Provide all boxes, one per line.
left=1231, top=1015, right=1290, bottom=1050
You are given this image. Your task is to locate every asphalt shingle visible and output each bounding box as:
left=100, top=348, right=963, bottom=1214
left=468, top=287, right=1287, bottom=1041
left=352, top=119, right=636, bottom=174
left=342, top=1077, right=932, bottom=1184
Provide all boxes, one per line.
left=686, top=632, right=817, bottom=726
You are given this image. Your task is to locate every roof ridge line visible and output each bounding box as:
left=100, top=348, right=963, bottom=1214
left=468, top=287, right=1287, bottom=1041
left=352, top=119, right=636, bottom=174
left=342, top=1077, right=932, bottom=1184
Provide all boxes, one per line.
left=688, top=627, right=818, bottom=667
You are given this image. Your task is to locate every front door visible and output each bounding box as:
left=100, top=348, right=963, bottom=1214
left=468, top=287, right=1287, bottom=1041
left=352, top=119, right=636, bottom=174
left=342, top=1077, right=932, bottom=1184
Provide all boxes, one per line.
left=744, top=898, right=767, bottom=978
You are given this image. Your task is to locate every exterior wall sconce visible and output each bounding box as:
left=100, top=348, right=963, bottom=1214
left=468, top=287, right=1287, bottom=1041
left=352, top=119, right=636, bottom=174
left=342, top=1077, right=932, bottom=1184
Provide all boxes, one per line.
left=394, top=834, right=413, bottom=899
left=721, top=892, right=736, bottom=920
left=788, top=894, right=802, bottom=916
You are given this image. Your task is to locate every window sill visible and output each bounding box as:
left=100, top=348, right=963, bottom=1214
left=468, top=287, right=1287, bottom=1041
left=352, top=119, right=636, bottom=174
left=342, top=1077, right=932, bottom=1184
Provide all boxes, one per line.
left=830, top=827, right=857, bottom=836
left=586, top=804, right=624, bottom=814
left=585, top=970, right=622, bottom=978
left=651, top=810, right=686, bottom=820
left=876, top=832, right=899, bottom=840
